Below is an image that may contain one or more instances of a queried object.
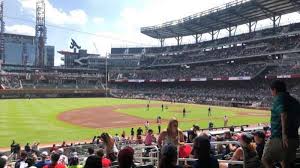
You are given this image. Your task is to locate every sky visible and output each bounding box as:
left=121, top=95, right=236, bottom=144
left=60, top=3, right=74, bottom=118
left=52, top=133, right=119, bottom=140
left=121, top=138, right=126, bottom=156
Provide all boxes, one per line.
left=3, top=0, right=300, bottom=66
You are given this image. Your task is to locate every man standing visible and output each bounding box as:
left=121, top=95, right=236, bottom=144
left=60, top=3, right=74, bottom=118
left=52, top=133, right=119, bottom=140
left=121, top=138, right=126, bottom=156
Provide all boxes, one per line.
left=161, top=104, right=164, bottom=112
left=144, top=121, right=150, bottom=133
left=157, top=116, right=162, bottom=134
left=183, top=108, right=186, bottom=118
left=208, top=107, right=212, bottom=116
left=262, top=80, right=300, bottom=168
left=137, top=127, right=143, bottom=138
left=146, top=104, right=149, bottom=111
left=224, top=115, right=228, bottom=127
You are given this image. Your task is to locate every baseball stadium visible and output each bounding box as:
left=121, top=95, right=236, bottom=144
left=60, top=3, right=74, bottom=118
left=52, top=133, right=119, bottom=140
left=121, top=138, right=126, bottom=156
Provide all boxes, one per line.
left=0, top=0, right=300, bottom=168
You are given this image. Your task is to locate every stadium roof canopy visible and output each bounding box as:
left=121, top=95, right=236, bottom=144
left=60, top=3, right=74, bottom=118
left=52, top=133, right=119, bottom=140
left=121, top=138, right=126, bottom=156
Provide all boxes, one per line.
left=141, top=0, right=300, bottom=39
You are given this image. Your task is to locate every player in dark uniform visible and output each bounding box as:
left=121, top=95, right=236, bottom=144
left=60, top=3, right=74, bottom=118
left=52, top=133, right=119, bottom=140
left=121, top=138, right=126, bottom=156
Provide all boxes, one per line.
left=161, top=104, right=164, bottom=111
left=208, top=107, right=211, bottom=116
left=183, top=108, right=186, bottom=117
left=146, top=104, right=150, bottom=111
left=157, top=116, right=162, bottom=134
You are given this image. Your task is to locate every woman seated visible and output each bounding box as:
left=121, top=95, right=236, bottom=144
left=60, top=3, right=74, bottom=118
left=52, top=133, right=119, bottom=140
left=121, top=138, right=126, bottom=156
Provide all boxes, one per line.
left=192, top=136, right=219, bottom=168
left=159, top=144, right=182, bottom=168
left=220, top=133, right=260, bottom=168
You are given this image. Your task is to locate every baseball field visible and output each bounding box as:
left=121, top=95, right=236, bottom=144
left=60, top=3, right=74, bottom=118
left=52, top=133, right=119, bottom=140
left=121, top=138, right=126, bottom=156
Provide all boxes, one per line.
left=0, top=98, right=270, bottom=148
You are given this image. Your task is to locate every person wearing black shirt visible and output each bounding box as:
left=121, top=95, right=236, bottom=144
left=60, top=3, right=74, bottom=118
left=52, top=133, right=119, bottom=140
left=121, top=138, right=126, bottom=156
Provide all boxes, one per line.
left=24, top=143, right=31, bottom=153
left=130, top=128, right=134, bottom=140
left=137, top=127, right=143, bottom=137
left=254, top=130, right=265, bottom=160
left=208, top=107, right=212, bottom=117
left=192, top=136, right=219, bottom=168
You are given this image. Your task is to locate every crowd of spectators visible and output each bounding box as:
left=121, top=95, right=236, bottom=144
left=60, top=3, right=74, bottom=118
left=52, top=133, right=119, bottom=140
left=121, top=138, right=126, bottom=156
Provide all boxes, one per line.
left=111, top=23, right=300, bottom=56
left=139, top=34, right=300, bottom=67
left=266, top=63, right=300, bottom=76
left=109, top=63, right=266, bottom=80
left=111, top=81, right=272, bottom=105
left=1, top=119, right=291, bottom=168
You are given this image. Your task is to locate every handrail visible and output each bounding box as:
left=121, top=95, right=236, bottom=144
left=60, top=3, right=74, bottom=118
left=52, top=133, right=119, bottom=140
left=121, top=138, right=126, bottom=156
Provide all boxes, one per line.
left=179, top=141, right=245, bottom=167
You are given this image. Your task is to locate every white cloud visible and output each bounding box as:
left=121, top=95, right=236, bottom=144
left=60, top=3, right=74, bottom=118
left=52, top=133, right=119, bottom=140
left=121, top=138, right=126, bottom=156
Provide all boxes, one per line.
left=92, top=17, right=105, bottom=25
left=18, top=0, right=88, bottom=26
left=6, top=24, right=35, bottom=36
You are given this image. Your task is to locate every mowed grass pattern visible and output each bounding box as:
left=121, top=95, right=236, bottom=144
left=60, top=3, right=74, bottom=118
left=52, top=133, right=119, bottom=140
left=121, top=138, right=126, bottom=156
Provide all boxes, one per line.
left=0, top=98, right=270, bottom=147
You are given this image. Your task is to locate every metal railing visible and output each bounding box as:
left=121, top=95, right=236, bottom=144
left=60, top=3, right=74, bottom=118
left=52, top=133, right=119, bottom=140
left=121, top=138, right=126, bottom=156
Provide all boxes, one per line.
left=178, top=141, right=244, bottom=167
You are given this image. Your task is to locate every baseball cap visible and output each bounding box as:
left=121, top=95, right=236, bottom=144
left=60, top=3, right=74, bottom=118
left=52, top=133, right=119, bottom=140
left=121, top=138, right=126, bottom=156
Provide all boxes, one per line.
left=179, top=144, right=192, bottom=158
left=71, top=152, right=78, bottom=157
left=41, top=151, right=48, bottom=157
left=1, top=155, right=8, bottom=161
left=58, top=148, right=64, bottom=154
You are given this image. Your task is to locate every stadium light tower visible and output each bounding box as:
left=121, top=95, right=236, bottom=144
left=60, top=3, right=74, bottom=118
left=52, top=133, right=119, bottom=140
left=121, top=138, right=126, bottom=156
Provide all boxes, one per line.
left=35, top=0, right=46, bottom=67
left=0, top=0, right=5, bottom=68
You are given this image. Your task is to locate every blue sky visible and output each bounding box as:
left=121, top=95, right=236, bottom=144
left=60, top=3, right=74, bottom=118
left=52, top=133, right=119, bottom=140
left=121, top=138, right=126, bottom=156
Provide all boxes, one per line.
left=4, top=0, right=300, bottom=65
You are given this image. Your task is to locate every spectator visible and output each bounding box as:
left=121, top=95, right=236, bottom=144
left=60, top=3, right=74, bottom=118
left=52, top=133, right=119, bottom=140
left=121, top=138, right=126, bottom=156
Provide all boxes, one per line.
left=188, top=125, right=200, bottom=143
left=87, top=148, right=94, bottom=156
left=130, top=128, right=134, bottom=140
left=118, top=147, right=135, bottom=168
left=50, top=144, right=57, bottom=153
left=24, top=143, right=31, bottom=153
left=10, top=140, right=15, bottom=153
left=144, top=129, right=154, bottom=146
left=0, top=158, right=6, bottom=168
left=84, top=155, right=102, bottom=168
left=57, top=148, right=68, bottom=165
left=68, top=152, right=82, bottom=168
left=144, top=121, right=150, bottom=133
left=158, top=119, right=184, bottom=148
left=15, top=151, right=28, bottom=168
left=121, top=131, right=126, bottom=140
left=35, top=152, right=50, bottom=168
left=114, top=134, right=120, bottom=143
left=263, top=80, right=300, bottom=168
left=96, top=149, right=111, bottom=168
left=25, top=157, right=37, bottom=168
left=192, top=136, right=219, bottom=168
left=43, top=153, right=66, bottom=168
left=61, top=142, right=66, bottom=148
left=136, top=127, right=143, bottom=138
left=31, top=143, right=39, bottom=153
left=159, top=144, right=181, bottom=168
left=220, top=133, right=260, bottom=168
left=253, top=130, right=265, bottom=160
left=100, top=133, right=118, bottom=161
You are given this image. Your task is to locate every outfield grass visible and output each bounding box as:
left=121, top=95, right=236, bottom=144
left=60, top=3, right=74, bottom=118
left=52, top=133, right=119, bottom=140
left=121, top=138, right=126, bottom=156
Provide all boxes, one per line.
left=0, top=98, right=269, bottom=147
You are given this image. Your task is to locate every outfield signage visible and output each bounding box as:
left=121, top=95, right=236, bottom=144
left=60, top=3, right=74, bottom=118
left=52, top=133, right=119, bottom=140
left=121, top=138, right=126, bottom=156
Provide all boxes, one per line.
left=128, top=79, right=145, bottom=83
left=109, top=76, right=257, bottom=83
left=228, top=76, right=251, bottom=80
left=162, top=79, right=176, bottom=82
left=190, top=78, right=207, bottom=81
left=265, top=74, right=300, bottom=79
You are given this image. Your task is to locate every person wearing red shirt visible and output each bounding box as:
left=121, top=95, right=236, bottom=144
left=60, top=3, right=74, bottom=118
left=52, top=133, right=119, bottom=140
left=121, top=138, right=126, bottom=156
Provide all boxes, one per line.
left=43, top=153, right=66, bottom=168
left=96, top=149, right=111, bottom=168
